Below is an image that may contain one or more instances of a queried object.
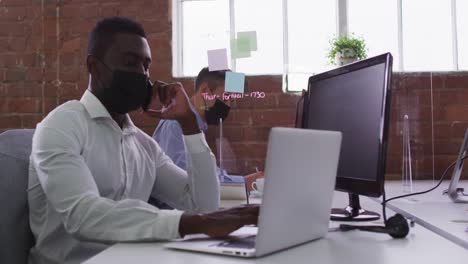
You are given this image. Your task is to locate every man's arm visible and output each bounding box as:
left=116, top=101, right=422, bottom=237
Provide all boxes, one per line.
left=147, top=82, right=219, bottom=213
left=146, top=82, right=259, bottom=237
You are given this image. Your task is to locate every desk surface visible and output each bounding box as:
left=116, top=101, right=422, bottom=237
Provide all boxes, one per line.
left=84, top=191, right=468, bottom=264
left=383, top=180, right=468, bottom=249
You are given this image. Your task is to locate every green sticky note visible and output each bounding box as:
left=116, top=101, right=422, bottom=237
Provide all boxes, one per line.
left=236, top=37, right=251, bottom=52
left=237, top=31, right=257, bottom=51
left=231, top=39, right=251, bottom=59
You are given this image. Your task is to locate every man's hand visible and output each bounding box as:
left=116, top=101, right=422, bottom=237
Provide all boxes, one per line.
left=244, top=171, right=264, bottom=192
left=179, top=205, right=260, bottom=238
left=145, top=81, right=200, bottom=135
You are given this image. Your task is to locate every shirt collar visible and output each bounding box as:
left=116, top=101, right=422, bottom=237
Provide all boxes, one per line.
left=80, top=90, right=138, bottom=135
left=80, top=89, right=112, bottom=119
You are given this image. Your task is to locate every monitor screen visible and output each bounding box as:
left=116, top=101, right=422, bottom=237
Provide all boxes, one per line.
left=303, top=53, right=392, bottom=197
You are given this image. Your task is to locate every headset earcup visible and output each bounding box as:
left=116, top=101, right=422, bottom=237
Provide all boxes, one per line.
left=386, top=214, right=410, bottom=238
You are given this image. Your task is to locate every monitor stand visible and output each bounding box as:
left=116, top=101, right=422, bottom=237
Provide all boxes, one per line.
left=330, top=193, right=380, bottom=221
left=443, top=128, right=468, bottom=203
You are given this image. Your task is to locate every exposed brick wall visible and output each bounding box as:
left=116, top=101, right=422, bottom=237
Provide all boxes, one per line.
left=1, top=0, right=467, bottom=179
left=387, top=73, right=468, bottom=180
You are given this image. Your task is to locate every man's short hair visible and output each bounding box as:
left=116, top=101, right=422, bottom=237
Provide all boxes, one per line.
left=194, top=67, right=230, bottom=92
left=88, top=17, right=147, bottom=59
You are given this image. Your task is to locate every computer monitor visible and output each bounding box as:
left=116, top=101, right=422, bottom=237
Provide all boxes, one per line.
left=302, top=53, right=393, bottom=221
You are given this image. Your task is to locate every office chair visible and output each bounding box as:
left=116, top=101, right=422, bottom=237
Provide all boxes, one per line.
left=0, top=129, right=36, bottom=264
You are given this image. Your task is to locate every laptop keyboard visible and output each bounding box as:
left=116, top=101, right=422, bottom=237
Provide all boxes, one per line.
left=216, top=235, right=256, bottom=249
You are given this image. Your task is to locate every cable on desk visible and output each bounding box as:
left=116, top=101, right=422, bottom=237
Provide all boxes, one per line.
left=382, top=155, right=468, bottom=207
left=382, top=188, right=387, bottom=223
left=357, top=155, right=468, bottom=238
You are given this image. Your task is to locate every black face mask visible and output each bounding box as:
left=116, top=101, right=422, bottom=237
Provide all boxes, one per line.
left=97, top=60, right=149, bottom=114
left=205, top=99, right=231, bottom=125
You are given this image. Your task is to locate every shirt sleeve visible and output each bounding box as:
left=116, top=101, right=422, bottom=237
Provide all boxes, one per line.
left=153, top=120, right=188, bottom=170
left=31, top=115, right=184, bottom=243
left=151, top=133, right=220, bottom=213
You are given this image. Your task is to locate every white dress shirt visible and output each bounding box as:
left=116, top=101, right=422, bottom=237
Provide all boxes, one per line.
left=27, top=90, right=219, bottom=264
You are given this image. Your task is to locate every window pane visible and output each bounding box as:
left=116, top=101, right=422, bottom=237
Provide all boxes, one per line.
left=234, top=0, right=283, bottom=75
left=402, top=0, right=453, bottom=71
left=348, top=0, right=399, bottom=70
left=182, top=0, right=230, bottom=76
left=287, top=0, right=336, bottom=87
left=286, top=73, right=311, bottom=92
left=457, top=0, right=468, bottom=70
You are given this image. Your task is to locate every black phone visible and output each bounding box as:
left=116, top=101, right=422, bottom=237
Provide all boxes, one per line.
left=142, top=80, right=170, bottom=112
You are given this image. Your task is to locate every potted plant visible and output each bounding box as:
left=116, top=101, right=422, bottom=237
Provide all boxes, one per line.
left=327, top=34, right=367, bottom=66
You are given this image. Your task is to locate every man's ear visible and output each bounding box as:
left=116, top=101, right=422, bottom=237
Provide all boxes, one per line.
left=198, top=82, right=209, bottom=94
left=86, top=55, right=96, bottom=74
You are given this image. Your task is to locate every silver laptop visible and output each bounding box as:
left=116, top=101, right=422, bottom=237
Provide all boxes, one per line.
left=165, top=127, right=342, bottom=258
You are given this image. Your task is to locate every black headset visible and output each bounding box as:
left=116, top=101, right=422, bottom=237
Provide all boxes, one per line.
left=339, top=213, right=410, bottom=239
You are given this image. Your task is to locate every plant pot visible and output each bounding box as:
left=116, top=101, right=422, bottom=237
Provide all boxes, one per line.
left=335, top=56, right=358, bottom=66
left=337, top=57, right=357, bottom=66
left=335, top=49, right=358, bottom=66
